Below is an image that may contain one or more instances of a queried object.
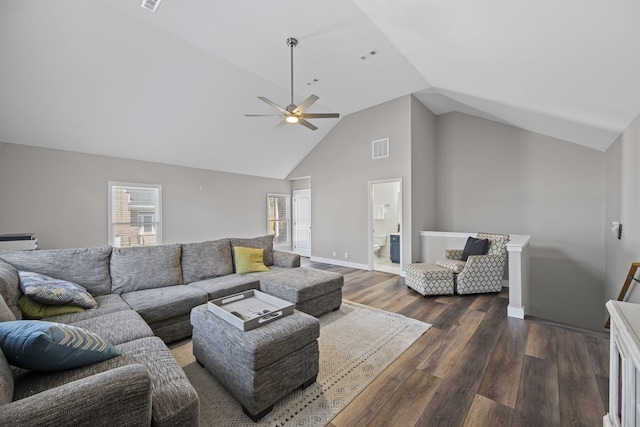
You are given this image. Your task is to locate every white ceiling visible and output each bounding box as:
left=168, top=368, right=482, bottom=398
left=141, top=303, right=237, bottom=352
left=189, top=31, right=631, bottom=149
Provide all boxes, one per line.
left=1, top=1, right=639, bottom=179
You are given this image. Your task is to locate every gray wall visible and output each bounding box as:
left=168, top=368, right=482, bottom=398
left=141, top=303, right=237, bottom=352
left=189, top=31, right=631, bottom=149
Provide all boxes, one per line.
left=288, top=95, right=417, bottom=266
left=436, top=112, right=606, bottom=329
left=605, top=114, right=640, bottom=304
left=0, top=142, right=290, bottom=249
left=410, top=96, right=438, bottom=262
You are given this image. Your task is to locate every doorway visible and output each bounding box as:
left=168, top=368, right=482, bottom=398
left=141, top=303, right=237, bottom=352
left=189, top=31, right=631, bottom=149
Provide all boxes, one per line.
left=368, top=179, right=402, bottom=275
left=292, top=189, right=311, bottom=257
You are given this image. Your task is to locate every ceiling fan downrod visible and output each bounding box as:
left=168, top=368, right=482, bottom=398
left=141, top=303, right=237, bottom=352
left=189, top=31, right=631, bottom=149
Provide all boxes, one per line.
left=286, top=38, right=298, bottom=109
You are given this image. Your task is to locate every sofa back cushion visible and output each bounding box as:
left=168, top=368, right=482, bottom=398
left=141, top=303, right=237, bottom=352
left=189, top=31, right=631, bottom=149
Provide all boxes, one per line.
left=110, top=244, right=182, bottom=294
left=181, top=239, right=233, bottom=283
left=0, top=350, right=13, bottom=406
left=230, top=235, right=275, bottom=267
left=0, top=259, right=21, bottom=319
left=0, top=247, right=113, bottom=297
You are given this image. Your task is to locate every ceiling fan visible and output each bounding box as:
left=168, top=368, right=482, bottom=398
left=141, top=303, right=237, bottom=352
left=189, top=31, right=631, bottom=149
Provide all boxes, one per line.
left=245, top=37, right=339, bottom=131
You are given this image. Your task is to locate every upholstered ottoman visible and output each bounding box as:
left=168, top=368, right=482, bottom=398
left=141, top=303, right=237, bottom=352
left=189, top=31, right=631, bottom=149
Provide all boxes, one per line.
left=259, top=268, right=343, bottom=317
left=190, top=304, right=319, bottom=421
left=405, top=263, right=455, bottom=296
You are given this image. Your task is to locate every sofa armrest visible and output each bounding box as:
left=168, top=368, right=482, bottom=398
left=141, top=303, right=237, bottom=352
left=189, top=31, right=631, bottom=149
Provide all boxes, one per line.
left=273, top=250, right=300, bottom=268
left=443, top=249, right=463, bottom=260
left=0, top=364, right=152, bottom=427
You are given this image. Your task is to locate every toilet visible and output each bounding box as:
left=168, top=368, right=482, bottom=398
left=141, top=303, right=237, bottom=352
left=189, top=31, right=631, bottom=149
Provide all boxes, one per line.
left=373, top=234, right=387, bottom=258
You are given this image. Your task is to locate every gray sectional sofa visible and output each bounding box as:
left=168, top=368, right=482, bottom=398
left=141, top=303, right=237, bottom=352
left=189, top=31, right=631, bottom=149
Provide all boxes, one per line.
left=0, top=235, right=300, bottom=427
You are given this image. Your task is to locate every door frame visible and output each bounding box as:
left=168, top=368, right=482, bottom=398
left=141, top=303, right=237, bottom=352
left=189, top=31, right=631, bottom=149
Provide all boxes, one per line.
left=368, top=178, right=403, bottom=272
left=292, top=189, right=311, bottom=257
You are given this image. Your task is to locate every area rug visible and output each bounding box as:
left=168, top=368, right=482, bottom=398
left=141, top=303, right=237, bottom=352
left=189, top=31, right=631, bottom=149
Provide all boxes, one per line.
left=170, top=300, right=431, bottom=427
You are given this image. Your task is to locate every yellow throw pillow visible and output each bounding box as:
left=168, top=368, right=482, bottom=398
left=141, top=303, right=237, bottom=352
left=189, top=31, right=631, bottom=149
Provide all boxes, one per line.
left=234, top=246, right=270, bottom=275
left=17, top=295, right=86, bottom=319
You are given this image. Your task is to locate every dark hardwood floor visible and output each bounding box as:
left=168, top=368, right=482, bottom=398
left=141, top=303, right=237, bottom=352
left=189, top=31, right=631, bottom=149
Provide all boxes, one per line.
left=307, top=261, right=609, bottom=427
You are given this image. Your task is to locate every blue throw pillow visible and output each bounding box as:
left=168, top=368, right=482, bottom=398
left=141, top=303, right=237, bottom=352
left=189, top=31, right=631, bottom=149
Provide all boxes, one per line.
left=460, top=237, right=489, bottom=262
left=19, top=271, right=97, bottom=309
left=0, top=320, right=119, bottom=371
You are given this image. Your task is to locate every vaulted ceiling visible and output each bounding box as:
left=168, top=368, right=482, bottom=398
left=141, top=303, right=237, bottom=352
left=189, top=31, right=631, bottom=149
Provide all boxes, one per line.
left=1, top=1, right=638, bottom=179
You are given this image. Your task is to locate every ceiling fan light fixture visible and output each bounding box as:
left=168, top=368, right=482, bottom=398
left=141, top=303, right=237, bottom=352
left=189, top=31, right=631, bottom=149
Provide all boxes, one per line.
left=286, top=115, right=299, bottom=124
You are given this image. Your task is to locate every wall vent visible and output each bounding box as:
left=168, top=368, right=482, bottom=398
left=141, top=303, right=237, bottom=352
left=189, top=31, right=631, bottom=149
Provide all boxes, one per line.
left=372, top=138, right=389, bottom=159
left=140, top=0, right=162, bottom=12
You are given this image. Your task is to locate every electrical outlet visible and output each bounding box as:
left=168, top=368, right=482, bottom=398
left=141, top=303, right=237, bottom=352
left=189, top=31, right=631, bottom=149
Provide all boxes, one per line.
left=332, top=251, right=336, bottom=257
left=344, top=252, right=349, bottom=259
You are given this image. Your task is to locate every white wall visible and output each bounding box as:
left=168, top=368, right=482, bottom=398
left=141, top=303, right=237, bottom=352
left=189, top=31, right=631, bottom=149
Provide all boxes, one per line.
left=436, top=112, right=606, bottom=329
left=0, top=142, right=290, bottom=249
left=605, top=114, right=640, bottom=304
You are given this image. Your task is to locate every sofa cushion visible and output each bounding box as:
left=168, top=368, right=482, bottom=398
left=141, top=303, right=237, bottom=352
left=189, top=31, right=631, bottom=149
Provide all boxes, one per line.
left=181, top=239, right=233, bottom=283
left=436, top=258, right=466, bottom=274
left=0, top=320, right=119, bottom=371
left=121, top=286, right=207, bottom=324
left=0, top=246, right=113, bottom=296
left=18, top=295, right=85, bottom=319
left=18, top=271, right=97, bottom=308
left=230, top=235, right=274, bottom=267
left=110, top=244, right=183, bottom=294
left=68, top=310, right=154, bottom=345
left=189, top=274, right=260, bottom=300
left=0, top=291, right=16, bottom=322
left=0, top=350, right=13, bottom=406
left=13, top=336, right=199, bottom=427
left=0, top=259, right=21, bottom=319
left=233, top=246, right=270, bottom=275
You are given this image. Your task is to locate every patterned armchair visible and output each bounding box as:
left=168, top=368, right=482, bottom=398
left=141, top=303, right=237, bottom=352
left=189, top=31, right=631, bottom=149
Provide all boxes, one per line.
left=435, top=233, right=509, bottom=294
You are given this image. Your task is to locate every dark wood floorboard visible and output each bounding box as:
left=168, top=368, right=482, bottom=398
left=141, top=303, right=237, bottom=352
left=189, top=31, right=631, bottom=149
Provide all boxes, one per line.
left=310, top=262, right=609, bottom=427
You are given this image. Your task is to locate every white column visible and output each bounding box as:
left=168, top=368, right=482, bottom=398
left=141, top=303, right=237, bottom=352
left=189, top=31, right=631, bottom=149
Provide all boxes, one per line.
left=506, top=235, right=531, bottom=319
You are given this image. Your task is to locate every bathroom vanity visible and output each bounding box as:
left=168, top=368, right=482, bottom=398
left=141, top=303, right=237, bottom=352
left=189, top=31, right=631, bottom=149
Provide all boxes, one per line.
left=390, top=233, right=400, bottom=263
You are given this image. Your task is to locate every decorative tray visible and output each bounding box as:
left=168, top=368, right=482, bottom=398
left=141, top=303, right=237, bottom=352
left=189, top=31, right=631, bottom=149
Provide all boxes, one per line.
left=207, top=289, right=294, bottom=331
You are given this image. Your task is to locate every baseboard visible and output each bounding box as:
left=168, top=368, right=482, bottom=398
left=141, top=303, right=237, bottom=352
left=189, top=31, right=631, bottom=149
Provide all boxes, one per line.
left=502, top=279, right=509, bottom=288
left=507, top=305, right=525, bottom=319
left=310, top=256, right=369, bottom=271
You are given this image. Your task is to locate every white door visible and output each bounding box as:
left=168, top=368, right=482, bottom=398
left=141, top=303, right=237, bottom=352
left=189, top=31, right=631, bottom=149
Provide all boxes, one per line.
left=293, top=189, right=311, bottom=257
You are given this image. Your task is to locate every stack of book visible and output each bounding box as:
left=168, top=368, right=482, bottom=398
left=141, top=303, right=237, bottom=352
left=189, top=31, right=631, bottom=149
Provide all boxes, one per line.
left=0, top=233, right=37, bottom=251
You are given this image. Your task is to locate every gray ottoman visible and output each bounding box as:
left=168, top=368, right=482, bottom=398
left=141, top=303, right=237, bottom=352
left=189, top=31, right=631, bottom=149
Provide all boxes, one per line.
left=190, top=304, right=319, bottom=421
left=260, top=268, right=343, bottom=317
left=405, top=263, right=455, bottom=296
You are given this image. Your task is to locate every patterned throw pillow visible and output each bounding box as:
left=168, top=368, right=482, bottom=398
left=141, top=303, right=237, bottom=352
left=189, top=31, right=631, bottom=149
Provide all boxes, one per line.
left=0, top=320, right=119, bottom=371
left=18, top=271, right=97, bottom=308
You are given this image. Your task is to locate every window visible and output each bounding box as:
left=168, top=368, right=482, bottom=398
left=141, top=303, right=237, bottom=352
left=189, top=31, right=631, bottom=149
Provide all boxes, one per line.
left=109, top=182, right=162, bottom=248
left=267, top=193, right=290, bottom=246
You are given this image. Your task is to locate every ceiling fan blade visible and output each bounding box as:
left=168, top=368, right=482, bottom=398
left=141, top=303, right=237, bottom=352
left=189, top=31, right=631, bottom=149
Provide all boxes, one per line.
left=298, top=119, right=318, bottom=131
left=300, top=113, right=340, bottom=119
left=293, top=95, right=319, bottom=114
left=274, top=120, right=287, bottom=130
left=258, top=97, right=287, bottom=113
left=244, top=114, right=284, bottom=117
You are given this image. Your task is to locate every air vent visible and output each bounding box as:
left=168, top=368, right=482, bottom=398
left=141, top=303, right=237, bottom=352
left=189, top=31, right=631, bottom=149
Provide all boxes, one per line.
left=140, top=0, right=162, bottom=12
left=372, top=138, right=389, bottom=159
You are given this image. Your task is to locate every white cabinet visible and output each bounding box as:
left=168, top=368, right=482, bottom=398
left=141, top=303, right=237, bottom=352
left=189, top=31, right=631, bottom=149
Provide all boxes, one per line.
left=605, top=301, right=640, bottom=427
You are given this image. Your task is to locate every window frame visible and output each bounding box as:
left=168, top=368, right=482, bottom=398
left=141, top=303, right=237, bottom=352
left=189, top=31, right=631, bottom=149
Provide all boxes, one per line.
left=108, top=181, right=162, bottom=247
left=266, top=193, right=291, bottom=247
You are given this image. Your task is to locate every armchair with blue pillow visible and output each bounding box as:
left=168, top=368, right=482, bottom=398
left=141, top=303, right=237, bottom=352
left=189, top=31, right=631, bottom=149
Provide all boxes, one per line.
left=436, top=233, right=509, bottom=294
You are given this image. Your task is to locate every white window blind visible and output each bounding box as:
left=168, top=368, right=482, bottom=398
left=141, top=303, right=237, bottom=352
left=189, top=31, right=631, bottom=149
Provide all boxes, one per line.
left=267, top=193, right=291, bottom=245
left=108, top=182, right=162, bottom=248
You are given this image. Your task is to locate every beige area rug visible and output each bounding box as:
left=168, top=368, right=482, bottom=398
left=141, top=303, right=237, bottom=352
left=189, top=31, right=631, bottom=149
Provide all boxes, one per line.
left=170, top=300, right=431, bottom=427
